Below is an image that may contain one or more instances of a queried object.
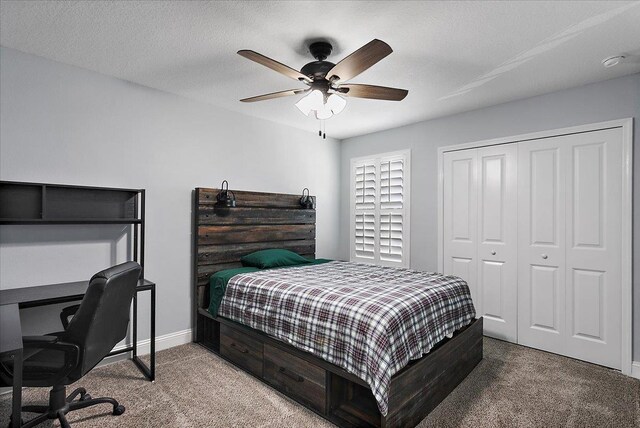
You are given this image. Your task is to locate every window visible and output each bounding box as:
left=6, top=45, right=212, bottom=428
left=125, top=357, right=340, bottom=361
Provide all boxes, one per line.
left=350, top=150, right=410, bottom=267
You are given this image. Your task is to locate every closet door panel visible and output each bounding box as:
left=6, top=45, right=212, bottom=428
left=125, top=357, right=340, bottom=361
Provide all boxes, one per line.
left=530, top=149, right=560, bottom=247
left=518, top=141, right=566, bottom=353
left=564, top=128, right=622, bottom=369
left=443, top=150, right=478, bottom=310
left=529, top=265, right=560, bottom=333
left=480, top=260, right=505, bottom=319
left=477, top=144, right=518, bottom=341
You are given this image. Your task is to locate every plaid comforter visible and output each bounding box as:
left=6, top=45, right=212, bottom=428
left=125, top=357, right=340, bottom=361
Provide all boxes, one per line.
left=218, top=261, right=476, bottom=416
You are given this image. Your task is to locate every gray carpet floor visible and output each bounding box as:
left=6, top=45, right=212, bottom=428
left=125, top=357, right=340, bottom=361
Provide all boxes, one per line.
left=1, top=338, right=639, bottom=427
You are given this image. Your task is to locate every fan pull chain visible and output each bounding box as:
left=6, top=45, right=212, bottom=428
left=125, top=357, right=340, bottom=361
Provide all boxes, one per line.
left=317, top=121, right=327, bottom=139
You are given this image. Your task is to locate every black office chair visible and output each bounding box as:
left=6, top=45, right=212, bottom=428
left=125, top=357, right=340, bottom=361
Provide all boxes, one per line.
left=0, top=261, right=142, bottom=428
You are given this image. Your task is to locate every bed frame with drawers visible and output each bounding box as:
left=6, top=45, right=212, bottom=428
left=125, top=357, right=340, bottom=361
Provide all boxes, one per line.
left=192, top=187, right=483, bottom=428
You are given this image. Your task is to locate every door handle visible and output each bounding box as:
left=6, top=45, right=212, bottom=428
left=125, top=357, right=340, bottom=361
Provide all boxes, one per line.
left=542, top=254, right=548, bottom=259
left=491, top=251, right=496, bottom=255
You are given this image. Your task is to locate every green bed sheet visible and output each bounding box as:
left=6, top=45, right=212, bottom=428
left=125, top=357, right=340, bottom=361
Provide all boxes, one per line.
left=208, top=258, right=333, bottom=317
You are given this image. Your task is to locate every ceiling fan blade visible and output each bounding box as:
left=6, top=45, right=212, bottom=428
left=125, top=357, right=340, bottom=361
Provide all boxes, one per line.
left=338, top=84, right=408, bottom=101
left=240, top=88, right=309, bottom=103
left=326, top=39, right=393, bottom=83
left=238, top=50, right=311, bottom=83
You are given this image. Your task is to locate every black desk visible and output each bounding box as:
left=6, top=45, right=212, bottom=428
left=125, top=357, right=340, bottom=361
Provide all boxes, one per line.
left=0, top=279, right=155, bottom=428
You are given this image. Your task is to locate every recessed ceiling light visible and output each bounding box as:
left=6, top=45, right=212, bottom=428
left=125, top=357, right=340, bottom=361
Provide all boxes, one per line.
left=602, top=56, right=625, bottom=68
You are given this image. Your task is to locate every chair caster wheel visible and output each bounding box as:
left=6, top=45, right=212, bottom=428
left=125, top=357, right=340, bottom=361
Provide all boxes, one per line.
left=80, top=393, right=92, bottom=401
left=113, top=404, right=125, bottom=415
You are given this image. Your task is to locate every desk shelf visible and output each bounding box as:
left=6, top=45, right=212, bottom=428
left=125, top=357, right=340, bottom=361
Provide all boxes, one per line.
left=0, top=181, right=142, bottom=224
left=0, top=218, right=143, bottom=225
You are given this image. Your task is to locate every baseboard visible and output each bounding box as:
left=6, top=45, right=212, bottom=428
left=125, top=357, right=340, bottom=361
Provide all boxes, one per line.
left=631, top=361, right=640, bottom=380
left=111, top=328, right=193, bottom=356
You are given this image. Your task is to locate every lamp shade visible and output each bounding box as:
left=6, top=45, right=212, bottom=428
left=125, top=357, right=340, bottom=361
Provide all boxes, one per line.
left=326, top=94, right=346, bottom=114
left=295, top=90, right=324, bottom=116
left=315, top=104, right=333, bottom=120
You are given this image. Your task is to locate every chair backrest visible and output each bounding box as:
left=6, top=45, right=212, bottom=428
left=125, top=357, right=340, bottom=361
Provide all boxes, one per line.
left=63, top=261, right=141, bottom=375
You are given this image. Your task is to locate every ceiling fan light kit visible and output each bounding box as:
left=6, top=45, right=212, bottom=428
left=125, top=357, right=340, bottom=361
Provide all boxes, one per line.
left=296, top=91, right=346, bottom=119
left=238, top=39, right=408, bottom=136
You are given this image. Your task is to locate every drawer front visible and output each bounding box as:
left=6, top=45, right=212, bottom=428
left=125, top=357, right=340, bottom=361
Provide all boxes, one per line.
left=220, top=324, right=263, bottom=377
left=263, top=344, right=326, bottom=413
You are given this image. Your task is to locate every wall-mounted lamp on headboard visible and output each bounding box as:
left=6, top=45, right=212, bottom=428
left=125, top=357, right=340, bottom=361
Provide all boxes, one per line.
left=299, top=188, right=315, bottom=209
left=215, top=180, right=236, bottom=208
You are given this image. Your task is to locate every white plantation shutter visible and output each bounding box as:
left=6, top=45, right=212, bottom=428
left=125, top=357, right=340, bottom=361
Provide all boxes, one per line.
left=355, top=163, right=376, bottom=209
left=351, top=150, right=410, bottom=267
left=379, top=213, right=403, bottom=262
left=380, top=160, right=404, bottom=209
left=354, top=213, right=375, bottom=258
left=354, top=160, right=376, bottom=260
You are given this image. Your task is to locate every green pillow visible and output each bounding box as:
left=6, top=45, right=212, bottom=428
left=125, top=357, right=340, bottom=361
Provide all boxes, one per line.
left=241, top=249, right=311, bottom=269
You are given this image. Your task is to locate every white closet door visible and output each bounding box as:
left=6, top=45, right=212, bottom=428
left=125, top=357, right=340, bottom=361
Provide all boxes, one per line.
left=518, top=128, right=622, bottom=369
left=477, top=144, right=518, bottom=341
left=443, top=150, right=478, bottom=305
left=517, top=138, right=566, bottom=354
left=564, top=128, right=622, bottom=368
left=443, top=146, right=518, bottom=340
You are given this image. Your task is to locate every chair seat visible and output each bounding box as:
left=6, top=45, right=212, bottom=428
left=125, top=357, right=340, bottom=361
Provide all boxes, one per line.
left=2, top=332, right=72, bottom=386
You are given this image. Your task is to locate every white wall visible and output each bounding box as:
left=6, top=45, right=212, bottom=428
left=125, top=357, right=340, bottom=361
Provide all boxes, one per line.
left=339, top=72, right=640, bottom=360
left=0, top=47, right=341, bottom=341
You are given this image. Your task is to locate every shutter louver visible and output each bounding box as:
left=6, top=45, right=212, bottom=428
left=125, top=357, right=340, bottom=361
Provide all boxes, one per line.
left=380, top=213, right=403, bottom=262
left=355, top=164, right=376, bottom=210
left=380, top=160, right=403, bottom=209
left=355, top=213, right=375, bottom=258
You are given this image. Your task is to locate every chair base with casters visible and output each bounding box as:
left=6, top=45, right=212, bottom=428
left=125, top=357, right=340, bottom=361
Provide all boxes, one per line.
left=12, top=384, right=125, bottom=428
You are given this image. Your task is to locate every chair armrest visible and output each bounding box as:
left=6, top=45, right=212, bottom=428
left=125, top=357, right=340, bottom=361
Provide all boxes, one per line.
left=22, top=335, right=59, bottom=344
left=23, top=336, right=80, bottom=361
left=60, top=304, right=80, bottom=330
left=22, top=336, right=80, bottom=384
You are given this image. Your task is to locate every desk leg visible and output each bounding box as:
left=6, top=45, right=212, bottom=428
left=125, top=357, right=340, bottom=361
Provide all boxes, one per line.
left=150, top=284, right=156, bottom=381
left=129, top=285, right=154, bottom=382
left=132, top=293, right=138, bottom=360
left=11, top=349, right=22, bottom=428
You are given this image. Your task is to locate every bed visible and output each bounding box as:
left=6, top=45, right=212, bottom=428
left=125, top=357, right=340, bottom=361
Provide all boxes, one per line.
left=193, top=187, right=482, bottom=428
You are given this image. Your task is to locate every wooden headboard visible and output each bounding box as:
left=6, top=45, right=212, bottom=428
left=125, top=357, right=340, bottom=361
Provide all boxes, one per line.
left=192, top=187, right=316, bottom=313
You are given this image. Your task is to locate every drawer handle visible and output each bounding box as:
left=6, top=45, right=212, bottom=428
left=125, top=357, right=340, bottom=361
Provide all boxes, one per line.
left=278, top=367, right=304, bottom=383
left=230, top=342, right=249, bottom=354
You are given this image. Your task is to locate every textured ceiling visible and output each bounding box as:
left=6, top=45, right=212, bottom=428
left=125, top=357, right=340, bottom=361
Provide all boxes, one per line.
left=1, top=1, right=639, bottom=139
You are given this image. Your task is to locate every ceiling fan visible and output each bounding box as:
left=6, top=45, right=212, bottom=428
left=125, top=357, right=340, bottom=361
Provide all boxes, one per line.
left=237, top=39, right=408, bottom=134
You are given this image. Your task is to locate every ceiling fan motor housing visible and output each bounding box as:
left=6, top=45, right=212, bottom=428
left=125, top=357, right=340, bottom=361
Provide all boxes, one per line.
left=300, top=41, right=336, bottom=80
left=301, top=61, right=335, bottom=81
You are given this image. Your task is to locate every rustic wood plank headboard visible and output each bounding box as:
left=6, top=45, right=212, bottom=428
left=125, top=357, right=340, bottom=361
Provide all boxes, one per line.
left=192, top=187, right=316, bottom=316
